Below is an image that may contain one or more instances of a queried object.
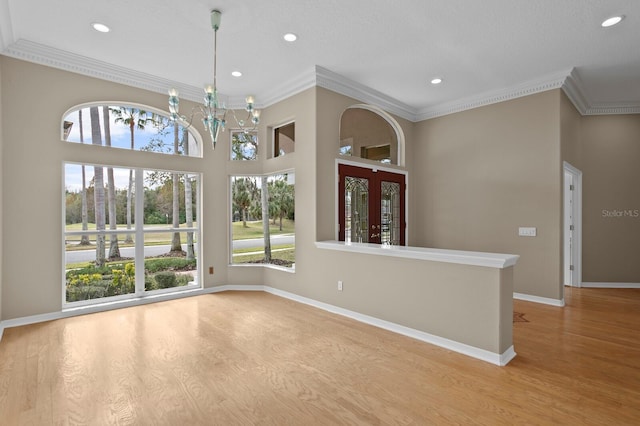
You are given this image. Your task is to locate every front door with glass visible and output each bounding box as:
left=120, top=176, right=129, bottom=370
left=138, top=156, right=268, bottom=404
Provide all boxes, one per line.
left=338, top=164, right=405, bottom=245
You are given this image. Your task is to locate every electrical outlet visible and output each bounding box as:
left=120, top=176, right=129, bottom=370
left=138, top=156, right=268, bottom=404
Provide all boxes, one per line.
left=209, top=266, right=214, bottom=274
left=338, top=280, right=343, bottom=291
left=518, top=227, right=537, bottom=237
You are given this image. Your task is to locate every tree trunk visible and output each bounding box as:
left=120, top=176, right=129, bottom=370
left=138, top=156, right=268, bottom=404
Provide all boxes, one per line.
left=170, top=122, right=182, bottom=252
left=261, top=176, right=271, bottom=263
left=125, top=170, right=133, bottom=243
left=125, top=120, right=134, bottom=243
left=103, top=106, right=120, bottom=259
left=90, top=107, right=106, bottom=268
left=183, top=128, right=195, bottom=260
left=79, top=109, right=90, bottom=245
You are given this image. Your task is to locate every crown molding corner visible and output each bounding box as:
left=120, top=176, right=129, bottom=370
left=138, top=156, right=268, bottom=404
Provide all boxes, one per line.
left=315, top=65, right=418, bottom=122
left=250, top=66, right=318, bottom=109
left=562, top=68, right=589, bottom=115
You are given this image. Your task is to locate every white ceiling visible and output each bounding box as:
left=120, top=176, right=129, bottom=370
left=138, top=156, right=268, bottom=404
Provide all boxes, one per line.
left=1, top=0, right=639, bottom=121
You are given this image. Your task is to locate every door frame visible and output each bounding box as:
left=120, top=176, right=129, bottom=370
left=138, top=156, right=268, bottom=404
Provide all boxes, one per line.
left=335, top=159, right=408, bottom=245
left=563, top=161, right=582, bottom=288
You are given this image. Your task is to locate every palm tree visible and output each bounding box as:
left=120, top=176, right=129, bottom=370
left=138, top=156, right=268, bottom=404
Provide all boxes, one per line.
left=111, top=107, right=153, bottom=243
left=103, top=106, right=120, bottom=259
left=183, top=128, right=195, bottom=260
left=270, top=177, right=295, bottom=231
left=170, top=121, right=182, bottom=253
left=78, top=109, right=90, bottom=245
left=90, top=107, right=106, bottom=267
left=261, top=176, right=271, bottom=263
left=232, top=177, right=256, bottom=228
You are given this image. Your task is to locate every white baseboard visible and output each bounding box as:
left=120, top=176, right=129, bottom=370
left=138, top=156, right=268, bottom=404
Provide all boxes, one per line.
left=0, top=284, right=515, bottom=366
left=581, top=282, right=640, bottom=289
left=514, top=292, right=565, bottom=307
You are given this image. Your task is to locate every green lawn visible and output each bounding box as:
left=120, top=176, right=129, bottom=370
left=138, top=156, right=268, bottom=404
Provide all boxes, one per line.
left=231, top=219, right=294, bottom=239
left=65, top=219, right=293, bottom=242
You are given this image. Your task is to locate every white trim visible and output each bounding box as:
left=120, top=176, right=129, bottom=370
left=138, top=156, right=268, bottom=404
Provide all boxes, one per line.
left=317, top=240, right=518, bottom=269
left=0, top=285, right=515, bottom=365
left=417, top=69, right=571, bottom=120
left=514, top=292, right=565, bottom=307
left=562, top=69, right=590, bottom=115
left=581, top=282, right=640, bottom=289
left=563, top=162, right=583, bottom=289
left=315, top=66, right=418, bottom=122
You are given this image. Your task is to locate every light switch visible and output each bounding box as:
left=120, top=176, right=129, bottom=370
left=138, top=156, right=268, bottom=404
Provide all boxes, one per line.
left=519, top=227, right=537, bottom=237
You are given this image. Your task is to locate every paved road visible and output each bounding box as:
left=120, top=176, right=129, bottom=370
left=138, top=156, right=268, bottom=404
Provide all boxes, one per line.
left=66, top=234, right=295, bottom=264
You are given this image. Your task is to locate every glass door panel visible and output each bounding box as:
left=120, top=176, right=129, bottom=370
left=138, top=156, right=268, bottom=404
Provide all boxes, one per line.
left=381, top=181, right=401, bottom=245
left=339, top=164, right=405, bottom=245
left=345, top=176, right=369, bottom=243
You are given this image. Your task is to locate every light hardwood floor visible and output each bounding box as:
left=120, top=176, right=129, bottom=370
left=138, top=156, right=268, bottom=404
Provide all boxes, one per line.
left=0, top=287, right=639, bottom=425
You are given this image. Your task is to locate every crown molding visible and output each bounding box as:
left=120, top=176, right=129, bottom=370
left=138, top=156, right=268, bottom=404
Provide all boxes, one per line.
left=562, top=68, right=589, bottom=115
left=248, top=66, right=318, bottom=109
left=2, top=39, right=638, bottom=119
left=416, top=69, right=573, bottom=121
left=314, top=66, right=418, bottom=122
left=561, top=69, right=640, bottom=115
left=2, top=39, right=207, bottom=103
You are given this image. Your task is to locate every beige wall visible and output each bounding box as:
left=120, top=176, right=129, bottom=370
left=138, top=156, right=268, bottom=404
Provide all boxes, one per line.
left=581, top=114, right=640, bottom=283
left=412, top=90, right=564, bottom=300
left=560, top=91, right=582, bottom=169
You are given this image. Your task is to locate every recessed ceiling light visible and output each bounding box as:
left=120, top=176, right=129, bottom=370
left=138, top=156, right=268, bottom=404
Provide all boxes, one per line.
left=283, top=33, right=297, bottom=42
left=231, top=71, right=242, bottom=77
left=431, top=78, right=443, bottom=85
left=91, top=22, right=110, bottom=33
left=601, top=15, right=624, bottom=27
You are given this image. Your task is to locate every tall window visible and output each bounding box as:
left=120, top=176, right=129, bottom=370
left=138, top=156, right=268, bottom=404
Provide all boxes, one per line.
left=62, top=104, right=201, bottom=306
left=231, top=172, right=295, bottom=269
left=64, top=164, right=200, bottom=304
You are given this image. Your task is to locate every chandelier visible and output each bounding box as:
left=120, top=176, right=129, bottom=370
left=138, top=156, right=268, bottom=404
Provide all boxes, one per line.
left=168, top=9, right=260, bottom=149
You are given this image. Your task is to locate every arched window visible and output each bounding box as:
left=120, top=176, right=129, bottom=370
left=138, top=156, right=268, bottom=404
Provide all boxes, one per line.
left=61, top=103, right=202, bottom=157
left=339, top=105, right=405, bottom=166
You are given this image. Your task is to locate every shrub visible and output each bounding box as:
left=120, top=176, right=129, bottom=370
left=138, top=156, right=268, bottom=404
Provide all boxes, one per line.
left=145, top=258, right=196, bottom=273
left=154, top=271, right=177, bottom=289
left=145, top=275, right=157, bottom=291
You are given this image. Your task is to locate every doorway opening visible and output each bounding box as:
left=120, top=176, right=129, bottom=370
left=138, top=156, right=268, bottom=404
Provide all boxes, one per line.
left=563, top=161, right=582, bottom=288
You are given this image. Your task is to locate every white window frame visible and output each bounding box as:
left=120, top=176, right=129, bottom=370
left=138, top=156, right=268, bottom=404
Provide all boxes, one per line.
left=62, top=163, right=202, bottom=308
